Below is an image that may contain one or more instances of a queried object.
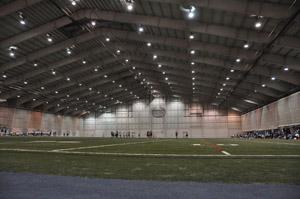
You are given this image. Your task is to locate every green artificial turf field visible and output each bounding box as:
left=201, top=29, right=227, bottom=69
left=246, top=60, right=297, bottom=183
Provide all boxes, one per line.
left=0, top=137, right=300, bottom=184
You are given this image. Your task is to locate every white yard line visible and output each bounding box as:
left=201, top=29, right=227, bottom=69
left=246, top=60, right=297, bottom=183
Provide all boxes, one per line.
left=221, top=150, right=231, bottom=156
left=1, top=148, right=300, bottom=158
left=51, top=140, right=169, bottom=152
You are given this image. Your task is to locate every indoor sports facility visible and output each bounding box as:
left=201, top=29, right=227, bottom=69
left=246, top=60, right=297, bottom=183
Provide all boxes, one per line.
left=0, top=0, right=299, bottom=199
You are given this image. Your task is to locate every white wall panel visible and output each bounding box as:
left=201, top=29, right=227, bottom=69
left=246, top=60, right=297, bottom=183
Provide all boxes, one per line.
left=82, top=99, right=241, bottom=138
left=241, top=92, right=300, bottom=131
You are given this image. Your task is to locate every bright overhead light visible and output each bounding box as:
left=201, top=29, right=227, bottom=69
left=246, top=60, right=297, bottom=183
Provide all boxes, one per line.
left=220, top=88, right=223, bottom=91
left=188, top=11, right=195, bottom=19
left=104, top=75, right=108, bottom=78
left=89, top=87, right=92, bottom=91
left=66, top=48, right=72, bottom=55
left=162, top=71, right=166, bottom=75
left=33, top=98, right=36, bottom=101
left=244, top=99, right=258, bottom=105
left=261, top=84, right=266, bottom=87
left=153, top=54, right=157, bottom=59
left=119, top=84, right=122, bottom=88
left=223, top=83, right=226, bottom=86
left=271, top=76, right=276, bottom=81
left=71, top=1, right=77, bottom=6
left=190, top=50, right=195, bottom=54
left=91, top=21, right=96, bottom=26
left=112, top=80, right=115, bottom=83
left=231, top=107, right=241, bottom=112
left=191, top=70, right=195, bottom=74
left=51, top=71, right=56, bottom=75
left=125, top=59, right=129, bottom=63
left=66, top=77, right=70, bottom=81
left=47, top=37, right=52, bottom=43
left=2, top=74, right=7, bottom=78
left=226, top=77, right=230, bottom=80
left=158, top=64, right=162, bottom=68
left=55, top=91, right=58, bottom=94
left=78, top=83, right=82, bottom=86
left=138, top=27, right=144, bottom=32
left=9, top=51, right=15, bottom=57
left=147, top=42, right=152, bottom=47
left=191, top=62, right=195, bottom=65
left=236, top=58, right=241, bottom=62
left=24, top=81, right=28, bottom=85
left=94, top=68, right=98, bottom=72
left=284, top=67, right=289, bottom=71
left=132, top=66, right=136, bottom=70
left=230, top=69, right=235, bottom=73
left=254, top=21, right=262, bottom=29
left=18, top=12, right=26, bottom=25
left=19, top=19, right=26, bottom=25
left=189, top=34, right=195, bottom=40
left=33, top=62, right=38, bottom=67
left=105, top=37, right=110, bottom=42
left=192, top=77, right=195, bottom=80
left=116, top=49, right=121, bottom=54
left=218, top=92, right=220, bottom=95
left=243, top=43, right=250, bottom=48
left=82, top=60, right=86, bottom=64
left=127, top=4, right=133, bottom=11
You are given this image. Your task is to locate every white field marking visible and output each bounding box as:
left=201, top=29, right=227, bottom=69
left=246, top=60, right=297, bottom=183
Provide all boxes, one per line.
left=221, top=150, right=231, bottom=155
left=1, top=148, right=300, bottom=158
left=28, top=141, right=80, bottom=144
left=51, top=140, right=169, bottom=152
left=57, top=141, right=81, bottom=144
left=217, top=144, right=239, bottom=146
left=192, top=144, right=201, bottom=146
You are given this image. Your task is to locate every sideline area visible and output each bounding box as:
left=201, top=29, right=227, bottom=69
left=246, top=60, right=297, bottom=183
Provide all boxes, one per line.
left=1, top=172, right=299, bottom=199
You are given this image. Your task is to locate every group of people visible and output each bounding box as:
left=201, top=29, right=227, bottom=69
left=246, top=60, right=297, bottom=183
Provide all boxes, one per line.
left=111, top=131, right=140, bottom=138
left=175, top=131, right=189, bottom=138
left=0, top=126, right=73, bottom=137
left=234, top=127, right=300, bottom=140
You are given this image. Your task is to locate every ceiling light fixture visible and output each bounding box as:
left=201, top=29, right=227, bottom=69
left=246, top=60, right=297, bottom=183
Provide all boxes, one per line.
left=189, top=34, right=195, bottom=40
left=243, top=42, right=250, bottom=48
left=18, top=12, right=26, bottom=25
left=91, top=21, right=96, bottom=26
left=138, top=27, right=144, bottom=33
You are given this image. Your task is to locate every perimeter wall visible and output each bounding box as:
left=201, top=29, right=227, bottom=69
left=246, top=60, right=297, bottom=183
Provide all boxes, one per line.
left=80, top=99, right=241, bottom=138
left=241, top=92, right=300, bottom=131
left=0, top=107, right=80, bottom=136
